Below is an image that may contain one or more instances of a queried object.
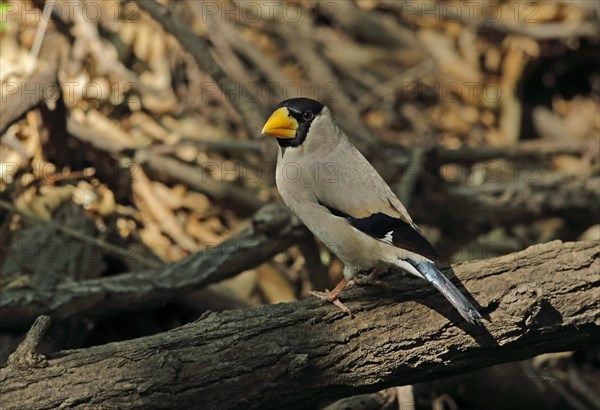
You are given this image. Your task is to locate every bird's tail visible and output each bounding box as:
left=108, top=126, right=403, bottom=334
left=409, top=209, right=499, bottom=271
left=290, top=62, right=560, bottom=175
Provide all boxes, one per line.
left=408, top=260, right=482, bottom=325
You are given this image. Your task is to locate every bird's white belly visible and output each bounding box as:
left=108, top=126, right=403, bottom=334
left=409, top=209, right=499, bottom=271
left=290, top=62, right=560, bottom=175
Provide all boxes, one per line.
left=316, top=225, right=384, bottom=270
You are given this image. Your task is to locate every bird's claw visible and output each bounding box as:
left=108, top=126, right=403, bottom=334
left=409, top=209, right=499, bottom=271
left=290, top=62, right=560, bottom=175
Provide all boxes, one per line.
left=309, top=290, right=353, bottom=317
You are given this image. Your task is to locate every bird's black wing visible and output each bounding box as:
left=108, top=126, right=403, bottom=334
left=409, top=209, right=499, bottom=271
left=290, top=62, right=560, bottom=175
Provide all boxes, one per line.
left=323, top=204, right=444, bottom=264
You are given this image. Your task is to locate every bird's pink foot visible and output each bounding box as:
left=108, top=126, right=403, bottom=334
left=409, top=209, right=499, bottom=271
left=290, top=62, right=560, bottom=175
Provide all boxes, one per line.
left=309, top=278, right=353, bottom=316
left=309, top=290, right=352, bottom=316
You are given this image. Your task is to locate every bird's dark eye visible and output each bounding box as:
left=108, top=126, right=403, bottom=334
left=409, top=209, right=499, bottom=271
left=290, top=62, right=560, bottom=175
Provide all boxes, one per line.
left=302, top=111, right=314, bottom=121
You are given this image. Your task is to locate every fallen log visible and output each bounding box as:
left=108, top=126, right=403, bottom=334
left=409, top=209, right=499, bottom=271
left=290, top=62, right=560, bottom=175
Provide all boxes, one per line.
left=1, top=240, right=598, bottom=409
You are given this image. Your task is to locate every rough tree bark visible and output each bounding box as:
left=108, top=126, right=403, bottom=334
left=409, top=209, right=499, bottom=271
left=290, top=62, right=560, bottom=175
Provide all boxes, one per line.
left=1, top=240, right=598, bottom=409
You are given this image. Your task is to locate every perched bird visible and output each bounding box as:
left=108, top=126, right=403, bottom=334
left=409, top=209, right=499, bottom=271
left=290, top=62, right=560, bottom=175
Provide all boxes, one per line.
left=261, top=98, right=482, bottom=325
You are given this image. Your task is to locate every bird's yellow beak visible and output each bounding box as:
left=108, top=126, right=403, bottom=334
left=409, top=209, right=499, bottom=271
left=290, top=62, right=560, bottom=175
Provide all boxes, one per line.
left=261, top=107, right=298, bottom=138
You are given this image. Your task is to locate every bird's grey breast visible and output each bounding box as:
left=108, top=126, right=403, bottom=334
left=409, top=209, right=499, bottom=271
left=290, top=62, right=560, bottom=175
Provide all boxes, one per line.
left=275, top=146, right=318, bottom=211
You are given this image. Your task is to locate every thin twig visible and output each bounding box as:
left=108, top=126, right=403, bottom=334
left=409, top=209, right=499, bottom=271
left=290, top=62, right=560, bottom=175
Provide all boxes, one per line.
left=6, top=315, right=51, bottom=369
left=26, top=1, right=52, bottom=75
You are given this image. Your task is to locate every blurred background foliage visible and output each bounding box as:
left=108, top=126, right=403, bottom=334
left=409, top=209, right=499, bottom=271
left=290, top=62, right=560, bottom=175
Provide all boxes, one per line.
left=0, top=1, right=598, bottom=408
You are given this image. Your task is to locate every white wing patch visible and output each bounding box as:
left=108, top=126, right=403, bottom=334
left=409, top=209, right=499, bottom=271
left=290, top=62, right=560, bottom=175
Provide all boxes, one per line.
left=382, top=230, right=394, bottom=244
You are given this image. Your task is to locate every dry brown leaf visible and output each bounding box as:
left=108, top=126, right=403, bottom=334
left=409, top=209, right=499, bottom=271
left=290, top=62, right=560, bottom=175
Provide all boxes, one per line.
left=418, top=29, right=482, bottom=84
left=186, top=213, right=223, bottom=245
left=180, top=191, right=212, bottom=215
left=355, top=0, right=379, bottom=12
left=257, top=264, right=296, bottom=303
left=579, top=225, right=600, bottom=241
left=218, top=270, right=259, bottom=303
left=17, top=185, right=75, bottom=220
left=132, top=168, right=198, bottom=253
left=552, top=155, right=586, bottom=176
left=138, top=223, right=177, bottom=261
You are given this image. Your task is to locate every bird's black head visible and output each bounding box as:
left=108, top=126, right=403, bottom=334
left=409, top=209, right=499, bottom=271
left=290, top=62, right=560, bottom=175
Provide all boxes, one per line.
left=262, top=98, right=325, bottom=147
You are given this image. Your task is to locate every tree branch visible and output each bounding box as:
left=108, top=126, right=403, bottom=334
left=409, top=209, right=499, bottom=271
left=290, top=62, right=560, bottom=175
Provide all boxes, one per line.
left=429, top=140, right=595, bottom=165
left=0, top=204, right=305, bottom=330
left=5, top=316, right=51, bottom=370
left=410, top=172, right=600, bottom=232
left=0, top=62, right=58, bottom=135
left=1, top=240, right=598, bottom=409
